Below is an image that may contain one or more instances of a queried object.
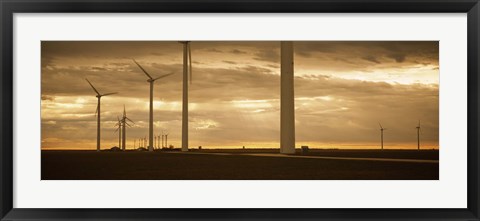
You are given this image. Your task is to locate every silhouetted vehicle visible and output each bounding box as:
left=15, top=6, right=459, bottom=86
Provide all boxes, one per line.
left=103, top=146, right=121, bottom=152
left=301, top=146, right=309, bottom=154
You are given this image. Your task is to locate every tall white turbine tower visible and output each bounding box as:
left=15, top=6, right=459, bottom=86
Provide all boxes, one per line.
left=85, top=78, right=117, bottom=151
left=379, top=123, right=387, bottom=150
left=280, top=41, right=295, bottom=154
left=416, top=120, right=421, bottom=150
left=179, top=41, right=192, bottom=152
left=133, top=59, right=174, bottom=152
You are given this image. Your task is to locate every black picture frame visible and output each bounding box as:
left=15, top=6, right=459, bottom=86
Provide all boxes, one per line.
left=1, top=0, right=479, bottom=220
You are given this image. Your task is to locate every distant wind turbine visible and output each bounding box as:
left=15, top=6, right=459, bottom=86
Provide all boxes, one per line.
left=121, top=105, right=134, bottom=151
left=162, top=133, right=165, bottom=148
left=165, top=132, right=169, bottom=148
left=133, top=59, right=174, bottom=152
left=379, top=123, right=387, bottom=150
left=114, top=116, right=122, bottom=148
left=85, top=78, right=117, bottom=151
left=416, top=120, right=421, bottom=150
left=179, top=41, right=193, bottom=152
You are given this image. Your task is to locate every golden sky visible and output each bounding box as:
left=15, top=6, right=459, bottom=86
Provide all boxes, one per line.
left=41, top=41, right=439, bottom=150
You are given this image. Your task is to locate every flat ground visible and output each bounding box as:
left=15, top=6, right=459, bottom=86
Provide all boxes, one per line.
left=41, top=149, right=438, bottom=180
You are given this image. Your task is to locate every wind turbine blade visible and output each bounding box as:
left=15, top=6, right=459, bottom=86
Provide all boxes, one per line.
left=101, top=92, right=118, bottom=96
left=378, top=123, right=383, bottom=129
left=188, top=43, right=192, bottom=84
left=133, top=59, right=153, bottom=79
left=152, top=72, right=175, bottom=81
left=125, top=122, right=132, bottom=127
left=115, top=127, right=119, bottom=133
left=85, top=78, right=100, bottom=95
left=126, top=117, right=135, bottom=124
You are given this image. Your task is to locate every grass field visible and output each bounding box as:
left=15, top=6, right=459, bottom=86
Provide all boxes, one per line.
left=41, top=149, right=438, bottom=180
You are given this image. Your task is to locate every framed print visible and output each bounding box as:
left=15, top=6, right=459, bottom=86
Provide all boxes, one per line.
left=1, top=0, right=479, bottom=220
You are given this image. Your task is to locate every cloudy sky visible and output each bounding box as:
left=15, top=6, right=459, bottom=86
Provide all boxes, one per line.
left=41, top=41, right=439, bottom=150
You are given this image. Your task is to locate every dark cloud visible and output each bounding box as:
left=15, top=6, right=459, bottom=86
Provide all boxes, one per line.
left=362, top=55, right=381, bottom=64
left=222, top=60, right=237, bottom=64
left=294, top=41, right=439, bottom=72
left=254, top=49, right=280, bottom=63
left=41, top=95, right=55, bottom=101
left=230, top=49, right=247, bottom=54
left=387, top=53, right=406, bottom=63
left=206, top=48, right=222, bottom=53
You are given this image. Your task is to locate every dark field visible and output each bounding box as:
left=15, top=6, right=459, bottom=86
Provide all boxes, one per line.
left=41, top=149, right=439, bottom=180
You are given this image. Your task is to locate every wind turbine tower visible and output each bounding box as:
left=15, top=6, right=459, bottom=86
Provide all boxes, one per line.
left=165, top=132, right=169, bottom=148
left=133, top=59, right=174, bottom=152
left=379, top=123, right=387, bottom=150
left=162, top=134, right=165, bottom=148
left=115, top=116, right=122, bottom=148
left=280, top=41, right=295, bottom=154
left=179, top=41, right=192, bottom=152
left=121, top=105, right=134, bottom=151
left=416, top=120, right=421, bottom=150
left=85, top=78, right=117, bottom=151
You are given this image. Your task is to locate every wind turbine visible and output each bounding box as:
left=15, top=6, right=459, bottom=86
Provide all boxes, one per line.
left=121, top=105, right=134, bottom=151
left=165, top=132, right=169, bottom=148
left=114, top=116, right=122, bottom=148
left=416, top=120, right=421, bottom=150
left=161, top=133, right=165, bottom=148
left=85, top=78, right=117, bottom=151
left=133, top=59, right=174, bottom=152
left=379, top=123, right=387, bottom=150
left=179, top=41, right=192, bottom=152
